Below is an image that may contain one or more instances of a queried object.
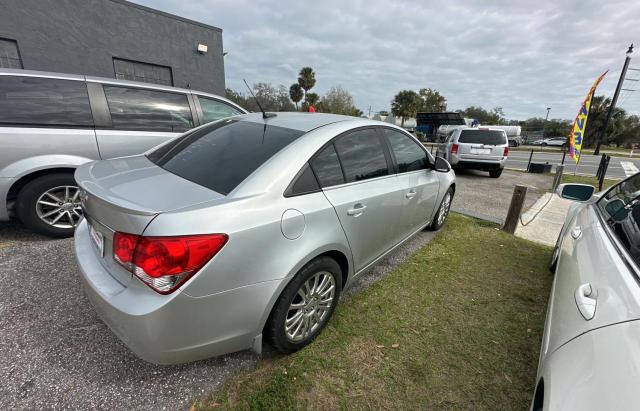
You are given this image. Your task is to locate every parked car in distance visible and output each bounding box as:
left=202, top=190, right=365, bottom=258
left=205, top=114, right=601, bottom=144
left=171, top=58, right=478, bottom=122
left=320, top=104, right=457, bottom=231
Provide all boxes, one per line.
left=0, top=68, right=247, bottom=237
left=530, top=137, right=567, bottom=147
left=74, top=113, right=456, bottom=364
left=533, top=174, right=640, bottom=410
left=435, top=127, right=508, bottom=178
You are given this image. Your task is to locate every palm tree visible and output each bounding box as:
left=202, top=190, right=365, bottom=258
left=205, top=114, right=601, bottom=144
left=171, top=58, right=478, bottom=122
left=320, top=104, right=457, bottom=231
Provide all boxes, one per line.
left=391, top=90, right=421, bottom=127
left=289, top=83, right=303, bottom=110
left=297, top=67, right=316, bottom=104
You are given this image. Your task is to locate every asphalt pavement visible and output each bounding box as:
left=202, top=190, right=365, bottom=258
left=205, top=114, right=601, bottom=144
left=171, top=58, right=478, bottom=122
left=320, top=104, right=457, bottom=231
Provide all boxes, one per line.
left=507, top=150, right=640, bottom=179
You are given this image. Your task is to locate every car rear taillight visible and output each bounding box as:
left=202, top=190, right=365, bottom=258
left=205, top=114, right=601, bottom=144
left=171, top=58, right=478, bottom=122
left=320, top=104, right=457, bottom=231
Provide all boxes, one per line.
left=113, top=232, right=228, bottom=294
left=451, top=143, right=459, bottom=155
left=503, top=146, right=509, bottom=156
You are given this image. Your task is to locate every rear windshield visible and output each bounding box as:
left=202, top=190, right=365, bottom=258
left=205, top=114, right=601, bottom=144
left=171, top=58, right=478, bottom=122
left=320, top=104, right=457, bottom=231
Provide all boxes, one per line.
left=458, top=130, right=506, bottom=145
left=147, top=119, right=304, bottom=195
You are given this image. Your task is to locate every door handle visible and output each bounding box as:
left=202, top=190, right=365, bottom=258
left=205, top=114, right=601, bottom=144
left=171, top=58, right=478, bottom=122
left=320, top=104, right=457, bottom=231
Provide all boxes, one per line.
left=405, top=189, right=417, bottom=199
left=574, top=283, right=597, bottom=320
left=347, top=204, right=367, bottom=217
left=571, top=226, right=582, bottom=239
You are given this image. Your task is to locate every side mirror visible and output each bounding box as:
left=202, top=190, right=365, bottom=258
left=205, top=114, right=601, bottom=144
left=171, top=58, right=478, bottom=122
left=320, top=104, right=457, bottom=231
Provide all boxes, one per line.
left=434, top=156, right=451, bottom=173
left=556, top=183, right=595, bottom=202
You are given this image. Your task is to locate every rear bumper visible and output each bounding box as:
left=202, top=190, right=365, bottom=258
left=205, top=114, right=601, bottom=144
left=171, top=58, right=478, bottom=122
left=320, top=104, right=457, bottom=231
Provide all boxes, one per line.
left=74, top=219, right=282, bottom=364
left=451, top=158, right=506, bottom=170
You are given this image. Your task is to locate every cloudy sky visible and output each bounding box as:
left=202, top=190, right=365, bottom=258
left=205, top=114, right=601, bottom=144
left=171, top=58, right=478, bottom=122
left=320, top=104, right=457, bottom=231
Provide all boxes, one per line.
left=136, top=0, right=639, bottom=120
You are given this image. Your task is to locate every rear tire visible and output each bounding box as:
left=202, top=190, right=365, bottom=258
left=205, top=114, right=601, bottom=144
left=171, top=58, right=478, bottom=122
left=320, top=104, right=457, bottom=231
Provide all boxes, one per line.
left=266, top=257, right=342, bottom=354
left=489, top=168, right=503, bottom=178
left=16, top=173, right=81, bottom=238
left=428, top=187, right=453, bottom=231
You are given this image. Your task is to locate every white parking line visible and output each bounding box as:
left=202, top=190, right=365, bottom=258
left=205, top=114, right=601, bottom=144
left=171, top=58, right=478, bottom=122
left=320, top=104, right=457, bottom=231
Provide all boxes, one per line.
left=620, top=161, right=639, bottom=177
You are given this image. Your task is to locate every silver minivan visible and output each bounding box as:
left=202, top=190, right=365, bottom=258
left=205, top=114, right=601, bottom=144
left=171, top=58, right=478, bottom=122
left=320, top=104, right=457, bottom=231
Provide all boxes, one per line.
left=436, top=127, right=508, bottom=178
left=0, top=69, right=246, bottom=237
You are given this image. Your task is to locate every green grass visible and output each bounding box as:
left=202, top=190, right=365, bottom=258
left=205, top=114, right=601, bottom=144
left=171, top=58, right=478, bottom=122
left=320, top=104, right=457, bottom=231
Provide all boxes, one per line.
left=194, top=214, right=553, bottom=410
left=561, top=174, right=617, bottom=191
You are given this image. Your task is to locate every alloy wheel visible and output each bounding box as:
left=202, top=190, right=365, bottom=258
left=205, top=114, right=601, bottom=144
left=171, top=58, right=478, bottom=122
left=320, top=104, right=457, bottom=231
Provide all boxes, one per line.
left=437, top=192, right=452, bottom=226
left=35, top=185, right=83, bottom=229
left=285, top=271, right=336, bottom=342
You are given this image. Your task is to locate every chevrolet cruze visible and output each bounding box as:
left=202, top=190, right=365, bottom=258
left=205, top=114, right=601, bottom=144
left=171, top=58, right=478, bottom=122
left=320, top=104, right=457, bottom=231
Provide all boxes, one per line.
left=74, top=113, right=456, bottom=364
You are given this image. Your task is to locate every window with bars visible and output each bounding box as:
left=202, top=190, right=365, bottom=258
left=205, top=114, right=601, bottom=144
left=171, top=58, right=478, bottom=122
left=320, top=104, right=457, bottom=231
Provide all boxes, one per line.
left=0, top=38, right=23, bottom=69
left=112, top=58, right=173, bottom=86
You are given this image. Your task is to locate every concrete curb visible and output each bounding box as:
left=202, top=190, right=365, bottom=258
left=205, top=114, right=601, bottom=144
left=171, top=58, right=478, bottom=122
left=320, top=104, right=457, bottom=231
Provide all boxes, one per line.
left=451, top=207, right=503, bottom=225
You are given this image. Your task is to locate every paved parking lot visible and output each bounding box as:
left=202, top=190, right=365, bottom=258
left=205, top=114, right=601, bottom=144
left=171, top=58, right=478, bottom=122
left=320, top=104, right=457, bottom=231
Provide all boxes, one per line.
left=451, top=169, right=553, bottom=223
left=0, top=169, right=550, bottom=409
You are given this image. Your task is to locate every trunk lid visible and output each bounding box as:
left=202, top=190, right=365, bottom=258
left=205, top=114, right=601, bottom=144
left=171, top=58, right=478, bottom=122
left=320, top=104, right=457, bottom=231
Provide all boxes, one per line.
left=457, top=129, right=507, bottom=161
left=75, top=155, right=224, bottom=234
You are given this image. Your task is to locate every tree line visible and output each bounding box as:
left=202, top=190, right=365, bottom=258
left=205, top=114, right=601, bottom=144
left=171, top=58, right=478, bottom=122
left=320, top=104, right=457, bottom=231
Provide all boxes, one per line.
left=225, top=67, right=362, bottom=117
left=390, top=88, right=638, bottom=147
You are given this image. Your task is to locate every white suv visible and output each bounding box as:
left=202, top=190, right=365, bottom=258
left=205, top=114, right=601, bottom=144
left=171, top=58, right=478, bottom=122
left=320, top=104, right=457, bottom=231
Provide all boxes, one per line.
left=436, top=127, right=509, bottom=178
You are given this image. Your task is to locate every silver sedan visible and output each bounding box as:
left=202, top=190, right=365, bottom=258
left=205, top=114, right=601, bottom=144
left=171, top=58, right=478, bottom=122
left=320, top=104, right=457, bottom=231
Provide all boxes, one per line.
left=533, top=175, right=640, bottom=410
left=74, top=113, right=456, bottom=364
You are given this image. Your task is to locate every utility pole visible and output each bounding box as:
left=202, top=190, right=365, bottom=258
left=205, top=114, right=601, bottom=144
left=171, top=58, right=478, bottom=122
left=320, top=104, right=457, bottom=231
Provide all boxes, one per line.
left=594, top=43, right=633, bottom=155
left=541, top=107, right=551, bottom=138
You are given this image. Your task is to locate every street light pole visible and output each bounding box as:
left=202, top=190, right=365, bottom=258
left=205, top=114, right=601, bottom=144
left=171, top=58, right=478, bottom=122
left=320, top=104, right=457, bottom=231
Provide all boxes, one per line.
left=541, top=106, right=551, bottom=139
left=594, top=43, right=633, bottom=155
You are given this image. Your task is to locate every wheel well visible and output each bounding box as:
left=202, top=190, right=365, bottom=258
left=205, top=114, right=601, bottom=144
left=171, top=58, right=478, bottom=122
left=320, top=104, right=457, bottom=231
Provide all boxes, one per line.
left=532, top=378, right=544, bottom=411
left=449, top=183, right=456, bottom=195
left=6, top=168, right=76, bottom=214
left=320, top=250, right=350, bottom=289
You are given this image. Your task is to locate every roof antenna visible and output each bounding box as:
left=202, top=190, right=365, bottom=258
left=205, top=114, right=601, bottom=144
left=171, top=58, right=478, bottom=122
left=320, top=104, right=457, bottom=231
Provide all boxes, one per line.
left=243, top=79, right=276, bottom=119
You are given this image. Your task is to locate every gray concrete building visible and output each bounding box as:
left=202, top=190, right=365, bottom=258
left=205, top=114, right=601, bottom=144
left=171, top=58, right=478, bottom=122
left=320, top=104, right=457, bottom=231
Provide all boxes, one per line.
left=0, top=0, right=225, bottom=94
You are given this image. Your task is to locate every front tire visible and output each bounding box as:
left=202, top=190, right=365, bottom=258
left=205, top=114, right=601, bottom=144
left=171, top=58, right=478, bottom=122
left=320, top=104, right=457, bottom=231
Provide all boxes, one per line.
left=266, top=257, right=342, bottom=354
left=428, top=187, right=453, bottom=231
left=16, top=173, right=82, bottom=238
left=489, top=168, right=503, bottom=178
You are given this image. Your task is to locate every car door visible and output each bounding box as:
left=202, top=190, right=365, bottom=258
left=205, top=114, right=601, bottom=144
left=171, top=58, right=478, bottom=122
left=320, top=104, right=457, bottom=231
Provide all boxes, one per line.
left=311, top=128, right=400, bottom=272
left=541, top=177, right=640, bottom=364
left=95, top=85, right=194, bottom=159
left=381, top=127, right=440, bottom=238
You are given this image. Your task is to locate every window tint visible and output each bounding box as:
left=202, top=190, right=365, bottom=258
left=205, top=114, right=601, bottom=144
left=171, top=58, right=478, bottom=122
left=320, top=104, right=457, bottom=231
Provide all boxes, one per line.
left=113, top=58, right=173, bottom=86
left=104, top=86, right=194, bottom=132
left=0, top=76, right=93, bottom=126
left=334, top=129, right=389, bottom=182
left=597, top=174, right=640, bottom=265
left=199, top=97, right=243, bottom=123
left=147, top=119, right=304, bottom=195
left=287, top=164, right=320, bottom=196
left=0, top=38, right=23, bottom=69
left=458, top=130, right=506, bottom=145
left=310, top=144, right=345, bottom=187
left=383, top=128, right=428, bottom=172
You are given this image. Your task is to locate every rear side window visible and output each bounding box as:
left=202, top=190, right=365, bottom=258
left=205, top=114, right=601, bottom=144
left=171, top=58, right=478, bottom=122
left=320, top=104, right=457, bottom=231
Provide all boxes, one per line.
left=334, top=128, right=389, bottom=183
left=0, top=76, right=93, bottom=126
left=147, top=119, right=304, bottom=195
left=198, top=97, right=243, bottom=124
left=382, top=128, right=429, bottom=172
left=458, top=130, right=506, bottom=145
left=311, top=144, right=345, bottom=188
left=104, top=86, right=194, bottom=132
left=287, top=164, right=320, bottom=196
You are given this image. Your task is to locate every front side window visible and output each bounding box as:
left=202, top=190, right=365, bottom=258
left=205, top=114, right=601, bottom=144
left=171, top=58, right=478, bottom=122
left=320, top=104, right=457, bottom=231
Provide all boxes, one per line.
left=0, top=76, right=93, bottom=126
left=458, top=130, right=507, bottom=145
left=199, top=97, right=243, bottom=124
left=104, top=86, right=194, bottom=132
left=597, top=175, right=640, bottom=265
left=382, top=128, right=428, bottom=172
left=147, top=119, right=304, bottom=195
left=334, top=128, right=389, bottom=183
